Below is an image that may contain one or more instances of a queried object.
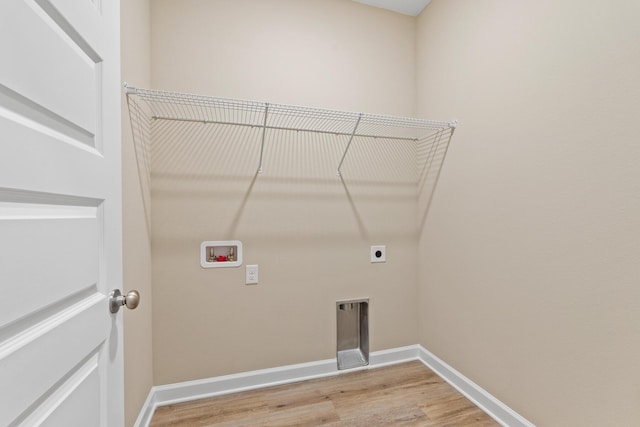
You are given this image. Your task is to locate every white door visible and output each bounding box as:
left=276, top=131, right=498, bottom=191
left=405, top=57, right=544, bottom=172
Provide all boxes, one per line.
left=0, top=0, right=124, bottom=426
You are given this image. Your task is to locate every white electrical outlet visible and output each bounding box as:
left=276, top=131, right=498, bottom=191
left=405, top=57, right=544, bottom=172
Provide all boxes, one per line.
left=371, top=245, right=386, bottom=263
left=246, top=264, right=259, bottom=285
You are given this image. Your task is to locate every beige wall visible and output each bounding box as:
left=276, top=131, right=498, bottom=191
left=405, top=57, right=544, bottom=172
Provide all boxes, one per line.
left=151, top=0, right=415, bottom=115
left=121, top=0, right=153, bottom=425
left=150, top=0, right=419, bottom=385
left=416, top=1, right=640, bottom=425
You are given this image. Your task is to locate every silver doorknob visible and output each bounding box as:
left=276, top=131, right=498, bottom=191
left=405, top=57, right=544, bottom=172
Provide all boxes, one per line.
left=109, top=289, right=140, bottom=313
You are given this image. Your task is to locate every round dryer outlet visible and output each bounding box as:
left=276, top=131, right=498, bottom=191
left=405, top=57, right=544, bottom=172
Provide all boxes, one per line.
left=370, top=245, right=386, bottom=263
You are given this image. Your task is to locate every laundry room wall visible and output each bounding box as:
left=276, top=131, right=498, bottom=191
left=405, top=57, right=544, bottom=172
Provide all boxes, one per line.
left=149, top=0, right=420, bottom=384
left=121, top=0, right=153, bottom=425
left=416, top=1, right=640, bottom=425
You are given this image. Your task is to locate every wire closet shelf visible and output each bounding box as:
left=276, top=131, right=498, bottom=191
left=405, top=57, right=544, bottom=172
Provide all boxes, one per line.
left=124, top=84, right=457, bottom=177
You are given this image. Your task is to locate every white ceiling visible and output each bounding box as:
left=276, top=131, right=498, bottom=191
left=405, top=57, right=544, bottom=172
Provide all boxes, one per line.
left=352, top=0, right=432, bottom=16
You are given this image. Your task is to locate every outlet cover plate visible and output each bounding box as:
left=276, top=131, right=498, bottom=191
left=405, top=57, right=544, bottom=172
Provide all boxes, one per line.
left=246, top=264, right=259, bottom=285
left=371, top=245, right=386, bottom=263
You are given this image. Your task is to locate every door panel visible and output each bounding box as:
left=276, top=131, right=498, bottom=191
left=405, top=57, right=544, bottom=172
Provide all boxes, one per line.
left=0, top=296, right=108, bottom=426
left=0, top=0, right=99, bottom=137
left=33, top=358, right=101, bottom=427
left=0, top=0, right=122, bottom=425
left=0, top=211, right=99, bottom=328
left=37, top=0, right=104, bottom=58
left=0, top=117, right=103, bottom=194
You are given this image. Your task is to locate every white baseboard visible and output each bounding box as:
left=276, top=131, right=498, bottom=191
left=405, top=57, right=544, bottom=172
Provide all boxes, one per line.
left=133, top=345, right=418, bottom=427
left=416, top=346, right=535, bottom=427
left=133, top=389, right=156, bottom=427
left=135, top=345, right=534, bottom=427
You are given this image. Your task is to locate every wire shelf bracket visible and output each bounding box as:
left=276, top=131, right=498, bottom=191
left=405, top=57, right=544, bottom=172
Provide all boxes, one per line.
left=258, top=103, right=269, bottom=174
left=336, top=113, right=362, bottom=177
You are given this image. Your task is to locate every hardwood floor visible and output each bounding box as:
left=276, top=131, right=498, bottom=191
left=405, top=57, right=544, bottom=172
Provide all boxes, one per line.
left=150, top=361, right=499, bottom=426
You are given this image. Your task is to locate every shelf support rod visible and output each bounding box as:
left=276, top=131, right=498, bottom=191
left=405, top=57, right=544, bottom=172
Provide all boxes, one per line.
left=337, top=113, right=363, bottom=177
left=257, top=103, right=269, bottom=173
left=124, top=82, right=137, bottom=95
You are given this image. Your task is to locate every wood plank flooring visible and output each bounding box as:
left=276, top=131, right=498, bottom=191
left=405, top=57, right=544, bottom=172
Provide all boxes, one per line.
left=150, top=361, right=499, bottom=426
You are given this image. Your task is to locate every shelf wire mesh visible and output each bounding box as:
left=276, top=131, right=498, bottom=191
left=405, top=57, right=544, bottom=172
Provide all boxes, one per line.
left=126, top=86, right=453, bottom=138
left=125, top=85, right=455, bottom=220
